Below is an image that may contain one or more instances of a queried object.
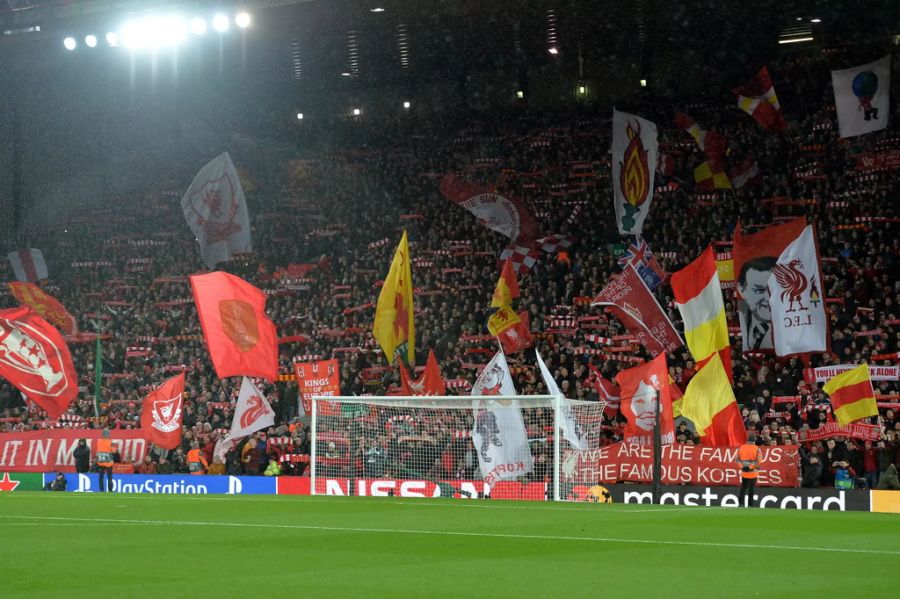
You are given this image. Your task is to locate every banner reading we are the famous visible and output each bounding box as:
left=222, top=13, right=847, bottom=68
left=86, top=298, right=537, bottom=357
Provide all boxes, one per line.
left=294, top=359, right=342, bottom=416
left=562, top=442, right=800, bottom=487
left=0, top=429, right=148, bottom=472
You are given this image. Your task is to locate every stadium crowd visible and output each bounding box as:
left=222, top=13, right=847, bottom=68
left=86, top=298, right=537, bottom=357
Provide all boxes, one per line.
left=0, top=46, right=898, bottom=490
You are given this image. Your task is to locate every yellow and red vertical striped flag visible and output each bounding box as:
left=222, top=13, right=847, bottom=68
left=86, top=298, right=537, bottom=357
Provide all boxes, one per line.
left=822, top=363, right=878, bottom=425
left=373, top=231, right=415, bottom=365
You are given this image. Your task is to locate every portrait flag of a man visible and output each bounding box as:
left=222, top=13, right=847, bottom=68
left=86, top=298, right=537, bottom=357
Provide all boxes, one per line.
left=732, top=217, right=806, bottom=352
left=614, top=353, right=674, bottom=446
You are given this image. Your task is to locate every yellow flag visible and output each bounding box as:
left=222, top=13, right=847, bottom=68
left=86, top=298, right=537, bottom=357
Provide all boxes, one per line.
left=487, top=305, right=521, bottom=336
left=373, top=231, right=415, bottom=364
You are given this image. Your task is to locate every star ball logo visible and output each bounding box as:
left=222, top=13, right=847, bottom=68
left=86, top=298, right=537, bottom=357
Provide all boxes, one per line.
left=0, top=316, right=70, bottom=398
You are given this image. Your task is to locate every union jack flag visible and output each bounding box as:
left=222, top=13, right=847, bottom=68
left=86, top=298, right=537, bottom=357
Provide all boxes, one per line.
left=616, top=238, right=666, bottom=290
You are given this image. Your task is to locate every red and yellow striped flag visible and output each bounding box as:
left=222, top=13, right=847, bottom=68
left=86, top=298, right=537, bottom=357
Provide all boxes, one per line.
left=822, top=363, right=878, bottom=425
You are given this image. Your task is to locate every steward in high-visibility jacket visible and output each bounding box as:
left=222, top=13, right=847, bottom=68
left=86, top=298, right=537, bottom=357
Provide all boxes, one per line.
left=95, top=430, right=115, bottom=492
left=737, top=433, right=761, bottom=507
left=187, top=443, right=209, bottom=475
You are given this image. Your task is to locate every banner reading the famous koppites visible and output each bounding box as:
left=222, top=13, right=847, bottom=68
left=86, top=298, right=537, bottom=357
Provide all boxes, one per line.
left=612, top=110, right=658, bottom=234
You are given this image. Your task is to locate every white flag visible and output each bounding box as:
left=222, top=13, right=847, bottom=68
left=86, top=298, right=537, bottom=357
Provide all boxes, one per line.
left=227, top=377, right=276, bottom=441
left=7, top=248, right=48, bottom=283
left=181, top=152, right=252, bottom=268
left=535, top=350, right=587, bottom=451
left=832, top=55, right=891, bottom=138
left=767, top=225, right=828, bottom=356
left=612, top=110, right=658, bottom=235
left=470, top=351, right=533, bottom=486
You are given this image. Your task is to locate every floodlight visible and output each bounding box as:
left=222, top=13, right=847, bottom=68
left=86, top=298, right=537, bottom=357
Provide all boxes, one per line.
left=640, top=79, right=647, bottom=87
left=297, top=113, right=304, bottom=120
left=212, top=13, right=229, bottom=32
left=235, top=12, right=251, bottom=28
left=352, top=108, right=361, bottom=116
left=402, top=101, right=411, bottom=109
left=370, top=7, right=385, bottom=12
left=106, top=31, right=119, bottom=46
left=85, top=35, right=98, bottom=48
left=121, top=20, right=147, bottom=49
left=516, top=90, right=524, bottom=99
left=548, top=47, right=559, bottom=55
left=810, top=18, right=821, bottom=23
left=191, top=18, right=207, bottom=35
left=63, top=36, right=77, bottom=50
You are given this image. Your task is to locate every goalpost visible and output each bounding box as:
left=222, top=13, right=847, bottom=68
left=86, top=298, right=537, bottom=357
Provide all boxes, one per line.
left=310, top=395, right=606, bottom=502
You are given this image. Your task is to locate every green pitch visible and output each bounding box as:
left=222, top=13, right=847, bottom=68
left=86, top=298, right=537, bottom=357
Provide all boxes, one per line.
left=1, top=492, right=897, bottom=598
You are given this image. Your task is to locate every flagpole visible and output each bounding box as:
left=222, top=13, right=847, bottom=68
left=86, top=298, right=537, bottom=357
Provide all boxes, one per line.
left=93, top=319, right=102, bottom=419
left=652, top=389, right=662, bottom=504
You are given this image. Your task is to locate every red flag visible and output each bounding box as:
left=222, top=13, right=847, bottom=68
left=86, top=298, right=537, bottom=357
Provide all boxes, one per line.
left=497, top=311, right=534, bottom=354
left=615, top=353, right=675, bottom=446
left=399, top=349, right=447, bottom=396
left=140, top=373, right=186, bottom=450
left=439, top=175, right=538, bottom=245
left=0, top=307, right=78, bottom=419
left=190, top=272, right=278, bottom=380
left=593, top=264, right=683, bottom=357
left=8, top=282, right=78, bottom=335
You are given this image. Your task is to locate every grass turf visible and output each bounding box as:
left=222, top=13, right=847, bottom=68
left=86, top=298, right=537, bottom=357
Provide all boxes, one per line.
left=1, top=492, right=897, bottom=598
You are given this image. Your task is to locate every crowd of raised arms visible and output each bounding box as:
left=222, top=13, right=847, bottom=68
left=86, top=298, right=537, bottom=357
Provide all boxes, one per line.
left=0, top=46, right=897, bottom=489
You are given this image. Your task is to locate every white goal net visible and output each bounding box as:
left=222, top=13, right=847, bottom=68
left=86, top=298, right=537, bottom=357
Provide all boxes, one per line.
left=310, top=395, right=605, bottom=501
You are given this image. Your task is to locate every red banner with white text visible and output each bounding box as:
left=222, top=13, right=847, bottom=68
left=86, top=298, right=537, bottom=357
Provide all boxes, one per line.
left=0, top=429, right=148, bottom=472
left=563, top=442, right=800, bottom=487
left=294, top=359, right=342, bottom=416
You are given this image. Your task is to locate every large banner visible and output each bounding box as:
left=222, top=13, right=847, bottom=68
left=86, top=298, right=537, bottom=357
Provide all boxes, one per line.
left=562, top=442, right=800, bottom=487
left=612, top=110, right=658, bottom=234
left=0, top=430, right=148, bottom=472
left=574, top=483, right=869, bottom=511
left=50, top=473, right=276, bottom=494
left=294, top=359, right=342, bottom=416
left=804, top=364, right=899, bottom=383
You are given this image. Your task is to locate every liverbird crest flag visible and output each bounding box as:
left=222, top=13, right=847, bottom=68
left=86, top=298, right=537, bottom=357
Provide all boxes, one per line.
left=181, top=152, right=252, bottom=269
left=140, top=372, right=186, bottom=450
left=767, top=224, right=827, bottom=356
left=612, top=110, right=658, bottom=235
left=228, top=376, right=276, bottom=440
